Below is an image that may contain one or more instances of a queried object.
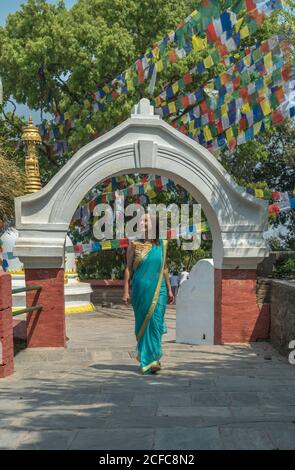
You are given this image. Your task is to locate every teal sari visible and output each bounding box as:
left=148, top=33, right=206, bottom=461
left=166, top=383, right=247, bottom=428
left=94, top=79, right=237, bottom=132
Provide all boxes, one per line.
left=131, top=239, right=168, bottom=375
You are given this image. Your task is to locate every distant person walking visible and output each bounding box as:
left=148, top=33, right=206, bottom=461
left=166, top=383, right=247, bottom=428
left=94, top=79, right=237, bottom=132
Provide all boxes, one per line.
left=170, top=271, right=179, bottom=304
left=179, top=267, right=189, bottom=286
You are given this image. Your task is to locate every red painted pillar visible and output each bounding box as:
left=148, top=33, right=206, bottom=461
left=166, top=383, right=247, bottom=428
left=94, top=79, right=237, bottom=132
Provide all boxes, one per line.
left=0, top=272, right=14, bottom=378
left=214, top=269, right=270, bottom=344
left=25, top=268, right=66, bottom=348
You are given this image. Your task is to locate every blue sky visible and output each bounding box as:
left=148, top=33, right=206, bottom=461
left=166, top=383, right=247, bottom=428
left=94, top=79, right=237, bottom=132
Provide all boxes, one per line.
left=1, top=0, right=77, bottom=122
left=0, top=0, right=77, bottom=26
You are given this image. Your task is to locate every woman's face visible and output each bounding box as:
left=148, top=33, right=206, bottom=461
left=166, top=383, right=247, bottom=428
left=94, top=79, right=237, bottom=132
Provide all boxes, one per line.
left=139, top=213, right=153, bottom=238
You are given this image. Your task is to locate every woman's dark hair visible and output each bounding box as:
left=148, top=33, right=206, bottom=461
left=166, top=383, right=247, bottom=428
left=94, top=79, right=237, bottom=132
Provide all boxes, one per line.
left=150, top=212, right=161, bottom=245
left=140, top=212, right=161, bottom=244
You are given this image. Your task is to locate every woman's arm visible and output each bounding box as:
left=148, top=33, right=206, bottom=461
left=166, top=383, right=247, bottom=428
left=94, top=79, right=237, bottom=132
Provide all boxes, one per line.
left=163, top=263, right=174, bottom=304
left=122, top=243, right=135, bottom=304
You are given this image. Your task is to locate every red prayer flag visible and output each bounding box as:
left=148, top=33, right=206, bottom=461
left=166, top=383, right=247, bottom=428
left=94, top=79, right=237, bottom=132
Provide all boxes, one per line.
left=218, top=44, right=228, bottom=57
left=239, top=116, right=248, bottom=131
left=200, top=101, right=208, bottom=114
left=272, top=110, right=283, bottom=125
left=206, top=23, right=218, bottom=42
left=217, top=119, right=223, bottom=134
left=260, top=41, right=270, bottom=55
left=119, top=238, right=129, bottom=248
left=182, top=95, right=190, bottom=108
left=168, top=50, right=177, bottom=64
left=282, top=65, right=291, bottom=81
left=272, top=191, right=280, bottom=201
left=136, top=59, right=145, bottom=84
left=233, top=76, right=241, bottom=90
left=245, top=0, right=257, bottom=11
left=208, top=110, right=215, bottom=123
left=183, top=73, right=193, bottom=85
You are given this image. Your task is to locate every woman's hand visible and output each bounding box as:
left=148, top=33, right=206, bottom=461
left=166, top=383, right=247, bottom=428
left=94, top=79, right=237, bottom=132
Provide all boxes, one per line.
left=168, top=289, right=174, bottom=304
left=122, top=291, right=130, bottom=305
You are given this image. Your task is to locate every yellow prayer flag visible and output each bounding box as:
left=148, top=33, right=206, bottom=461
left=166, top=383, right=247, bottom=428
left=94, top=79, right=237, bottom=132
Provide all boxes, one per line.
left=261, top=98, right=271, bottom=116
left=156, top=59, right=163, bottom=72
left=253, top=122, right=262, bottom=136
left=241, top=102, right=251, bottom=113
left=172, top=82, right=179, bottom=95
left=154, top=96, right=162, bottom=107
left=58, top=124, right=64, bottom=135
left=264, top=52, right=273, bottom=71
left=225, top=128, right=234, bottom=142
left=64, top=111, right=70, bottom=120
left=205, top=81, right=214, bottom=91
left=147, top=189, right=157, bottom=199
left=264, top=75, right=272, bottom=86
left=255, top=189, right=264, bottom=199
left=105, top=182, right=112, bottom=193
left=221, top=103, right=228, bottom=117
left=168, top=101, right=176, bottom=114
left=203, top=125, right=213, bottom=141
left=127, top=79, right=134, bottom=90
left=235, top=18, right=244, bottom=32
left=244, top=54, right=252, bottom=67
left=189, top=120, right=195, bottom=131
left=101, top=240, right=112, bottom=250
left=192, top=35, right=206, bottom=51
left=224, top=94, right=232, bottom=104
left=204, top=55, right=214, bottom=69
left=240, top=25, right=250, bottom=39
left=152, top=46, right=160, bottom=59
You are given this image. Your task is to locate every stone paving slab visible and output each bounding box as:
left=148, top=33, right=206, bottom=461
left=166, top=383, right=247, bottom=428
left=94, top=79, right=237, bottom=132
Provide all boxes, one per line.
left=154, top=426, right=223, bottom=450
left=0, top=306, right=295, bottom=450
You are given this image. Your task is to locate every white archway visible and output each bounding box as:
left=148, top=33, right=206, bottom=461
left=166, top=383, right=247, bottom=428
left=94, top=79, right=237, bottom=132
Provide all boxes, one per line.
left=14, top=99, right=269, bottom=347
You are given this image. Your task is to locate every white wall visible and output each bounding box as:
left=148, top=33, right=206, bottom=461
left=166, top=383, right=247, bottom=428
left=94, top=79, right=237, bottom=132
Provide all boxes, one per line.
left=176, top=259, right=214, bottom=345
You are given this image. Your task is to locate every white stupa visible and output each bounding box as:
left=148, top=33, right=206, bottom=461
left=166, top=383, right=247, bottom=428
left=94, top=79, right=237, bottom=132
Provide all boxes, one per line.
left=1, top=227, right=94, bottom=314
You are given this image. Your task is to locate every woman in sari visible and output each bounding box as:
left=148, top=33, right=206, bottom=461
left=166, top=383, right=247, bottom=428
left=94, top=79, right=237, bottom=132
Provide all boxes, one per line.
left=122, top=213, right=174, bottom=375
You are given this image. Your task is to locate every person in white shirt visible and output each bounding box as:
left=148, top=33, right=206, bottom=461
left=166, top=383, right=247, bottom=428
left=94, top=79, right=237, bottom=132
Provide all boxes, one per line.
left=179, top=267, right=189, bottom=286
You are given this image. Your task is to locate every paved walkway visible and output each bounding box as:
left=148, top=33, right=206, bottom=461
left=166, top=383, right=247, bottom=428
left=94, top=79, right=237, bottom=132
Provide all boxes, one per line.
left=1, top=306, right=295, bottom=450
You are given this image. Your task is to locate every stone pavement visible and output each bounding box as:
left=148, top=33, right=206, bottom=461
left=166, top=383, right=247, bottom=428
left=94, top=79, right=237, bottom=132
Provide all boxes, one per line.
left=1, top=305, right=295, bottom=450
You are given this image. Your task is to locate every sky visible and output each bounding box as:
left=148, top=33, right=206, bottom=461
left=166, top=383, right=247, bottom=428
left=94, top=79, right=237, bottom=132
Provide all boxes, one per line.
left=0, top=0, right=77, bottom=122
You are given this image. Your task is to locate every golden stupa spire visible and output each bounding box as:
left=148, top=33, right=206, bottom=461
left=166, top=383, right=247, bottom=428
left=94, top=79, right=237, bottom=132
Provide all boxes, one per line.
left=21, top=116, right=42, bottom=193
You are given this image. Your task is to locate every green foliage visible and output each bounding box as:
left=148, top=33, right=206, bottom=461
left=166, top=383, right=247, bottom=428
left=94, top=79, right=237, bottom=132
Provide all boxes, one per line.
left=219, top=119, right=295, bottom=191
left=0, top=151, right=26, bottom=224
left=273, top=255, right=295, bottom=279
left=269, top=209, right=295, bottom=251
left=77, top=250, right=126, bottom=280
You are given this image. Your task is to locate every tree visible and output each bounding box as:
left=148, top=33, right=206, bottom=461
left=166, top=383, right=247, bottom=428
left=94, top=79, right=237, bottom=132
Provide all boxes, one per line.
left=219, top=119, right=295, bottom=191
left=0, top=151, right=26, bottom=225
left=1, top=0, right=292, bottom=183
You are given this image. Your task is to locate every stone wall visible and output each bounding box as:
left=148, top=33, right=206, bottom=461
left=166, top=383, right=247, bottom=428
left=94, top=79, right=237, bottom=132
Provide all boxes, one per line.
left=81, top=280, right=125, bottom=305
left=270, top=279, right=295, bottom=357
left=257, top=251, right=295, bottom=278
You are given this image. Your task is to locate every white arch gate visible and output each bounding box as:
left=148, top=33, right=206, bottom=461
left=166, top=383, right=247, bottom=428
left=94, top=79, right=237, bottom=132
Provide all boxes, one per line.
left=14, top=99, right=269, bottom=347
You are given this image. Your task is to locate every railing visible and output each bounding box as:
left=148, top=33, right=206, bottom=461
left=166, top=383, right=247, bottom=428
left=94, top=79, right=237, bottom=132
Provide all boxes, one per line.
left=11, top=285, right=43, bottom=317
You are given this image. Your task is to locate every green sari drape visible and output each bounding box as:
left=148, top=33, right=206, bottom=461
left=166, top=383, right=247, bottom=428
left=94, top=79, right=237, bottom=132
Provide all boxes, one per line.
left=131, top=239, right=168, bottom=375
